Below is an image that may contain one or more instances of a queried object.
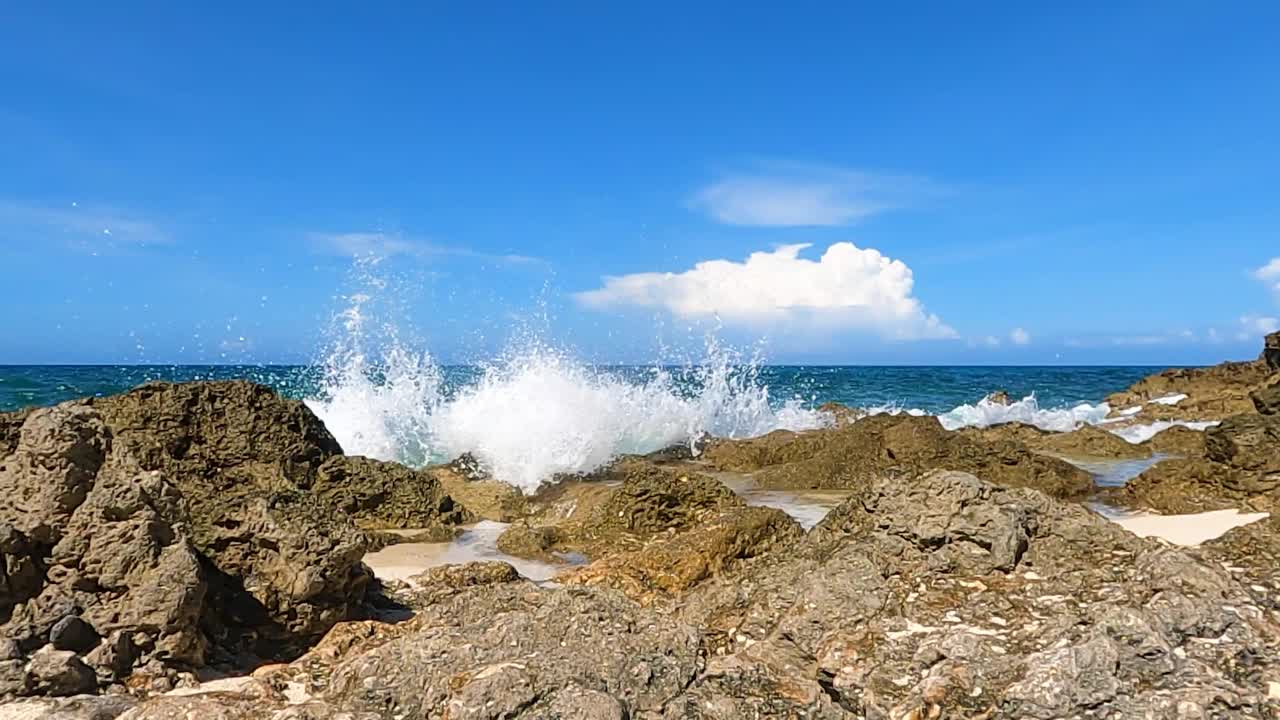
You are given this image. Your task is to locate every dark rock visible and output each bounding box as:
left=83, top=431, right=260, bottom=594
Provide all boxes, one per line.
left=49, top=615, right=99, bottom=653
left=0, top=382, right=378, bottom=698
left=310, top=455, right=471, bottom=533
left=84, top=631, right=136, bottom=683
left=27, top=646, right=97, bottom=696
left=1264, top=331, right=1280, bottom=371
left=88, top=381, right=370, bottom=658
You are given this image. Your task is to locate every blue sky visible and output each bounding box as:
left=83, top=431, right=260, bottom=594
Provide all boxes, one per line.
left=2, top=2, right=1277, bottom=365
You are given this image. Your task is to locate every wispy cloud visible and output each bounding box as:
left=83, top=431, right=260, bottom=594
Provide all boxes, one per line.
left=0, top=200, right=171, bottom=250
left=1255, top=258, right=1280, bottom=296
left=1237, top=314, right=1279, bottom=339
left=1010, top=327, right=1031, bottom=346
left=689, top=162, right=937, bottom=227
left=309, top=231, right=543, bottom=267
left=575, top=242, right=955, bottom=340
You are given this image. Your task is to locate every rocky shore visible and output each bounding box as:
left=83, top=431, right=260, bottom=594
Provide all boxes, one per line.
left=3, top=335, right=1280, bottom=718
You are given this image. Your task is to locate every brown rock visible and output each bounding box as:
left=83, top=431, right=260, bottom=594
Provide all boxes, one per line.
left=1264, top=331, right=1280, bottom=371
left=703, top=414, right=1093, bottom=499
left=1250, top=380, right=1280, bottom=415
left=310, top=455, right=471, bottom=533
left=88, top=382, right=371, bottom=658
left=432, top=466, right=527, bottom=522
left=556, top=506, right=802, bottom=601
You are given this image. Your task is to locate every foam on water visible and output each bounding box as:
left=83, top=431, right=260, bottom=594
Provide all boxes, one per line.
left=432, top=340, right=824, bottom=491
left=305, top=271, right=825, bottom=492
left=1108, top=420, right=1220, bottom=444
left=934, top=394, right=1111, bottom=432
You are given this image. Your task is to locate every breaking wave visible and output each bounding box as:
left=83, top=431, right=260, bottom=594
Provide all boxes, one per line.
left=304, top=266, right=825, bottom=492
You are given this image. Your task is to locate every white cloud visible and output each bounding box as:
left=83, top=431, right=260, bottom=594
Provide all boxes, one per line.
left=1256, top=258, right=1280, bottom=295
left=0, top=200, right=170, bottom=249
left=310, top=231, right=542, bottom=266
left=575, top=242, right=955, bottom=340
left=1010, top=327, right=1031, bottom=345
left=689, top=164, right=933, bottom=227
left=1237, top=314, right=1279, bottom=340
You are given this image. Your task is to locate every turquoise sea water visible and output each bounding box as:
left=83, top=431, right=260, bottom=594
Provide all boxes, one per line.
left=0, top=364, right=1161, bottom=414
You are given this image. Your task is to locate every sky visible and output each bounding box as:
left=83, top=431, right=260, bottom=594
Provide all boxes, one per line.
left=1, top=2, right=1278, bottom=365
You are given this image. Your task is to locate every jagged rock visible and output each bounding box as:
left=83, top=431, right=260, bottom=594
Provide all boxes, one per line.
left=665, top=470, right=1280, bottom=718
left=1004, top=635, right=1120, bottom=719
left=1104, top=360, right=1271, bottom=422
left=556, top=506, right=802, bottom=602
left=1144, top=424, right=1208, bottom=456
left=499, top=461, right=745, bottom=562
left=321, top=582, right=702, bottom=718
left=1252, top=380, right=1280, bottom=415
left=309, top=455, right=470, bottom=535
left=1120, top=413, right=1280, bottom=513
left=432, top=466, right=527, bottom=522
left=0, top=407, right=31, bottom=457
left=494, top=523, right=560, bottom=560
left=1265, top=331, right=1280, bottom=371
left=27, top=646, right=97, bottom=696
left=87, top=382, right=371, bottom=659
left=702, top=414, right=1093, bottom=499
left=0, top=382, right=377, bottom=698
left=0, top=403, right=209, bottom=689
left=963, top=422, right=1151, bottom=460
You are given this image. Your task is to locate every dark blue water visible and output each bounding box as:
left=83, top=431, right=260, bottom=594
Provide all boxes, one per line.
left=0, top=364, right=1161, bottom=414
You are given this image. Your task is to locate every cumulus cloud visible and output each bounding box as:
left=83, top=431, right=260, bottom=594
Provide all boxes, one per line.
left=575, top=242, right=955, bottom=340
left=310, top=231, right=542, bottom=266
left=689, top=164, right=934, bottom=227
left=1256, top=258, right=1280, bottom=295
left=1010, top=328, right=1031, bottom=345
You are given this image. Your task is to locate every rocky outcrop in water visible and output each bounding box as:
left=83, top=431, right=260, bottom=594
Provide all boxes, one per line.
left=1104, top=332, right=1280, bottom=424
left=700, top=414, right=1094, bottom=499
left=1114, top=407, right=1280, bottom=515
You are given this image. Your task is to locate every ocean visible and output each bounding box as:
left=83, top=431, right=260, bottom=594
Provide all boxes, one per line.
left=0, top=362, right=1164, bottom=492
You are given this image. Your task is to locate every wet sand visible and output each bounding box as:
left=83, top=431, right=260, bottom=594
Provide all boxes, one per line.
left=363, top=521, right=582, bottom=584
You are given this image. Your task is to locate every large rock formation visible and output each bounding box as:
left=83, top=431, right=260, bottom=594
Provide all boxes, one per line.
left=103, top=470, right=1280, bottom=719
left=0, top=381, right=469, bottom=700
left=701, top=414, right=1094, bottom=499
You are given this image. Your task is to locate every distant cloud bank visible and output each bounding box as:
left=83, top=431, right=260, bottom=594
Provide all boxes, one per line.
left=575, top=242, right=954, bottom=340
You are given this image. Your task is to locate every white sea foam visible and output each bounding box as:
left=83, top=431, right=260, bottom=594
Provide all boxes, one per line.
left=934, top=394, right=1112, bottom=432
left=1108, top=420, right=1220, bottom=444
left=306, top=271, right=825, bottom=492
left=430, top=340, right=825, bottom=491
left=1149, top=393, right=1188, bottom=406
